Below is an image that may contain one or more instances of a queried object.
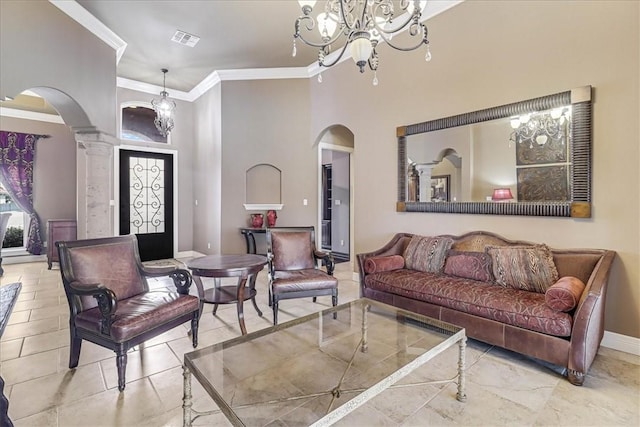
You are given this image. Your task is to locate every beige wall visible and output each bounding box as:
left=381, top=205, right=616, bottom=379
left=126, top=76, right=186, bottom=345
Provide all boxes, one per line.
left=220, top=79, right=313, bottom=254
left=193, top=84, right=222, bottom=254
left=309, top=0, right=639, bottom=338
left=0, top=117, right=77, bottom=245
left=0, top=1, right=117, bottom=135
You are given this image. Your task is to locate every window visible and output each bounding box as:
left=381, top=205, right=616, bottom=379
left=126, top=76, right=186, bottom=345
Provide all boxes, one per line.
left=121, top=104, right=168, bottom=144
left=0, top=183, right=26, bottom=249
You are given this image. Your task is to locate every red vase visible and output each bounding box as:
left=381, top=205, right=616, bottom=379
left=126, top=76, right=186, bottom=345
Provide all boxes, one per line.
left=251, top=213, right=264, bottom=228
left=266, top=210, right=277, bottom=227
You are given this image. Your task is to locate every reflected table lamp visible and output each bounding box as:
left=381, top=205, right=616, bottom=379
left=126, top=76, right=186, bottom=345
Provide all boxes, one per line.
left=492, top=188, right=514, bottom=202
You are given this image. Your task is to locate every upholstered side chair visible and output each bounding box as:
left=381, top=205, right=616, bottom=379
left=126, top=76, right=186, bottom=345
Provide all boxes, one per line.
left=266, top=226, right=338, bottom=325
left=57, top=235, right=199, bottom=391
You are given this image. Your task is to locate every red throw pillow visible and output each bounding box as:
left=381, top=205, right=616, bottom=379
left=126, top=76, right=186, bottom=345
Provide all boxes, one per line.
left=545, top=276, right=586, bottom=312
left=444, top=250, right=494, bottom=282
left=364, top=255, right=405, bottom=274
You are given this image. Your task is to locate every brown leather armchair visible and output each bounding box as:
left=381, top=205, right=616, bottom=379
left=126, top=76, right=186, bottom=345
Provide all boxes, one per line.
left=57, top=235, right=199, bottom=391
left=266, top=227, right=338, bottom=325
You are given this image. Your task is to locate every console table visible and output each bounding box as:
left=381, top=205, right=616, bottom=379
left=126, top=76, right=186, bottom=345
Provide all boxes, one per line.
left=239, top=227, right=266, bottom=254
left=186, top=254, right=267, bottom=335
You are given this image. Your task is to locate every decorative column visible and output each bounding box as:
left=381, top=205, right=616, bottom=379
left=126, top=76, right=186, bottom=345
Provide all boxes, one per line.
left=415, top=163, right=436, bottom=202
left=74, top=129, right=118, bottom=239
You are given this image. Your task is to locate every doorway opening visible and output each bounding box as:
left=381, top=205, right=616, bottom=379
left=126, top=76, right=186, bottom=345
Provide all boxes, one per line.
left=317, top=125, right=354, bottom=266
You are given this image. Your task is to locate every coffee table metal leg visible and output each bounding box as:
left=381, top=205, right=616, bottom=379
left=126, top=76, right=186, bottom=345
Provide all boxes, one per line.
left=456, top=336, right=467, bottom=402
left=183, top=365, right=193, bottom=427
left=237, top=276, right=248, bottom=335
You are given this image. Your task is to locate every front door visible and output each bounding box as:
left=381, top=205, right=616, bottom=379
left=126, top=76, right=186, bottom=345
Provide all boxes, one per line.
left=119, top=149, right=174, bottom=261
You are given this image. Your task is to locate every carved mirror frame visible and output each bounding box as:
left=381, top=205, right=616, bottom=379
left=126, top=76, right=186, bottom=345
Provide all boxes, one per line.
left=397, top=86, right=592, bottom=217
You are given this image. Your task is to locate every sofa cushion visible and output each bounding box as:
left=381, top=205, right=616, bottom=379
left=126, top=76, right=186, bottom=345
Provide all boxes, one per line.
left=364, top=255, right=405, bottom=274
left=404, top=235, right=453, bottom=273
left=364, top=270, right=572, bottom=337
left=444, top=250, right=494, bottom=282
left=545, top=276, right=586, bottom=312
left=486, top=244, right=559, bottom=293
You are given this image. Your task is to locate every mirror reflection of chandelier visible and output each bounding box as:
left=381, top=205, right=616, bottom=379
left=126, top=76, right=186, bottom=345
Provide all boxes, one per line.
left=151, top=68, right=176, bottom=137
left=293, top=0, right=431, bottom=85
left=509, top=107, right=571, bottom=148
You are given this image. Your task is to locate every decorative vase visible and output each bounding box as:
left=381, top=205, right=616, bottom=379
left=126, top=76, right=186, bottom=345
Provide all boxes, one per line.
left=266, top=210, right=278, bottom=227
left=250, top=213, right=264, bottom=228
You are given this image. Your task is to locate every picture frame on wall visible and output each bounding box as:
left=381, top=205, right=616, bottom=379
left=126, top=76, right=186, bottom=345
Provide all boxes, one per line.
left=431, top=175, right=450, bottom=202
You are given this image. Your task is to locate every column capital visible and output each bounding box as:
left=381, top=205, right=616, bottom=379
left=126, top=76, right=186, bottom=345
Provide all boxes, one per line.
left=73, top=128, right=119, bottom=151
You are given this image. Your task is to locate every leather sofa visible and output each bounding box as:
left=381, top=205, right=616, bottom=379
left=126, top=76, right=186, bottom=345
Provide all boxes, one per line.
left=356, top=231, right=615, bottom=385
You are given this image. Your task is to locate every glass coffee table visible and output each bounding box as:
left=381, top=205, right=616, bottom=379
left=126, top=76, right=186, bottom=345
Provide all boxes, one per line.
left=182, top=298, right=466, bottom=426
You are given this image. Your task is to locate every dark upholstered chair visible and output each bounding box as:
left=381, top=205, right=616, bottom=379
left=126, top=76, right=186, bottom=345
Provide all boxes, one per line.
left=266, top=227, right=338, bottom=325
left=57, top=235, right=199, bottom=391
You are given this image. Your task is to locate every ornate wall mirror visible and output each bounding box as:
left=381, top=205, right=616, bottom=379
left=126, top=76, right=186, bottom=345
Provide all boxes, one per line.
left=397, top=86, right=592, bottom=217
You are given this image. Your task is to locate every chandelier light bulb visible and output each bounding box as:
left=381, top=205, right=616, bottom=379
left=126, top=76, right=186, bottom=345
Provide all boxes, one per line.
left=510, top=117, right=521, bottom=129
left=298, top=0, right=317, bottom=13
left=317, top=12, right=338, bottom=38
left=550, top=107, right=564, bottom=119
left=407, top=0, right=428, bottom=15
left=520, top=113, right=531, bottom=124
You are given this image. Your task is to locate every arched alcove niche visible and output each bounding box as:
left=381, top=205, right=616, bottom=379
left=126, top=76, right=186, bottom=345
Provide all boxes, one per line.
left=244, top=163, right=283, bottom=211
left=17, top=87, right=117, bottom=239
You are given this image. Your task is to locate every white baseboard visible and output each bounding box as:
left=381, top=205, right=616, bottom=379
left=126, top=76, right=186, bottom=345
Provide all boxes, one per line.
left=601, top=331, right=640, bottom=356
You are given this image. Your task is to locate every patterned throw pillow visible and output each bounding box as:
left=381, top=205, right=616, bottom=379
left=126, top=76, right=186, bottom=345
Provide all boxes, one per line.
left=545, top=276, right=586, bottom=312
left=486, top=244, right=559, bottom=293
left=404, top=235, right=454, bottom=273
left=444, top=250, right=494, bottom=282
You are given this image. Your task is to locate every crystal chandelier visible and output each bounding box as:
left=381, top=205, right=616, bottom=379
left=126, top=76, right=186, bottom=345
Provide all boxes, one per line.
left=509, top=107, right=571, bottom=148
left=293, top=0, right=431, bottom=85
left=151, top=68, right=176, bottom=137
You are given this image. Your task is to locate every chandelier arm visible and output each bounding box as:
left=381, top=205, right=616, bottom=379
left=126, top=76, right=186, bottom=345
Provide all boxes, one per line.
left=373, top=4, right=420, bottom=35
left=381, top=23, right=429, bottom=52
left=295, top=15, right=345, bottom=48
left=318, top=41, right=351, bottom=68
left=295, top=31, right=346, bottom=49
left=337, top=0, right=355, bottom=31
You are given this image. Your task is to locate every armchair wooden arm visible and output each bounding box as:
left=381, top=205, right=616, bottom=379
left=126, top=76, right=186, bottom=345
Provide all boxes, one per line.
left=67, top=280, right=117, bottom=334
left=314, top=249, right=335, bottom=275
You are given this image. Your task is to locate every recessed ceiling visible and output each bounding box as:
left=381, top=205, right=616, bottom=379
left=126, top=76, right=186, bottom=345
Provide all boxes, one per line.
left=76, top=0, right=321, bottom=92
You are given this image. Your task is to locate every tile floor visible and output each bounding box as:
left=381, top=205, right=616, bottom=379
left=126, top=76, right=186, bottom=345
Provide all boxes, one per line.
left=1, top=260, right=639, bottom=426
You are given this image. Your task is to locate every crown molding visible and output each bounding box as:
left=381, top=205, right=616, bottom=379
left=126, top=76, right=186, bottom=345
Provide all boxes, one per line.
left=49, top=0, right=127, bottom=63
left=58, top=0, right=464, bottom=101
left=0, top=107, right=65, bottom=124
left=117, top=77, right=193, bottom=102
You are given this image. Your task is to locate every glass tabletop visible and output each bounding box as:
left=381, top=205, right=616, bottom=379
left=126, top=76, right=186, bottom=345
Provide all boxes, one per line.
left=184, top=298, right=465, bottom=426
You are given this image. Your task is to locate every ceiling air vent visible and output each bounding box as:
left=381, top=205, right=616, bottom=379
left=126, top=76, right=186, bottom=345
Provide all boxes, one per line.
left=171, top=30, right=200, bottom=47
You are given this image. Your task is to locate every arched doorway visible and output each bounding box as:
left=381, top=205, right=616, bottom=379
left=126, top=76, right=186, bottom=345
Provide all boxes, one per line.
left=1, top=87, right=115, bottom=245
left=316, top=125, right=354, bottom=266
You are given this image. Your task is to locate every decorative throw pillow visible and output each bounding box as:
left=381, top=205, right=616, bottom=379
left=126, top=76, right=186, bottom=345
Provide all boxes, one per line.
left=444, top=250, right=494, bottom=282
left=486, top=244, right=559, bottom=293
left=403, top=235, right=454, bottom=273
left=364, top=255, right=405, bottom=274
left=545, top=276, right=586, bottom=312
